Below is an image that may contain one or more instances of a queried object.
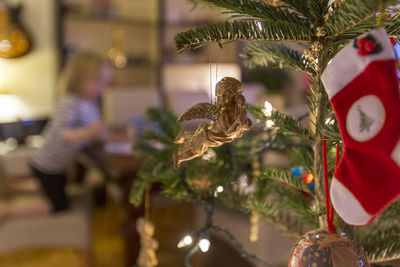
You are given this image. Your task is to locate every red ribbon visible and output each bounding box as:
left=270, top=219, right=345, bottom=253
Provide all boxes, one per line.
left=322, top=137, right=340, bottom=232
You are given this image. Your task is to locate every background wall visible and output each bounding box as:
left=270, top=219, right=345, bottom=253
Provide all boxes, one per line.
left=0, top=0, right=59, bottom=122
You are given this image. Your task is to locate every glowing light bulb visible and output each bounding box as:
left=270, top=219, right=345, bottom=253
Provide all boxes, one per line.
left=264, top=101, right=273, bottom=117
left=216, top=186, right=224, bottom=193
left=183, top=235, right=193, bottom=245
left=177, top=235, right=193, bottom=248
left=266, top=120, right=275, bottom=127
left=199, top=238, right=210, bottom=252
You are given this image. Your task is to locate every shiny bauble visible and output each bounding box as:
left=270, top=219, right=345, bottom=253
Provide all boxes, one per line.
left=288, top=229, right=369, bottom=267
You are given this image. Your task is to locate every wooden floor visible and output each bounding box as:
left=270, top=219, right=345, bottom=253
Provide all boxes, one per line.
left=0, top=207, right=125, bottom=267
left=0, top=198, right=254, bottom=267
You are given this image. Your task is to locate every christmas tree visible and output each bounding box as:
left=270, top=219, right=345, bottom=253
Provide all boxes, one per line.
left=130, top=0, right=400, bottom=266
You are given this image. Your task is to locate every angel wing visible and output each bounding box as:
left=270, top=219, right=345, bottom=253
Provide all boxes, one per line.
left=178, top=102, right=219, bottom=122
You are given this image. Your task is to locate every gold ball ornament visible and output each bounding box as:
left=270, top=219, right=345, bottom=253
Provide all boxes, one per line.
left=288, top=229, right=369, bottom=267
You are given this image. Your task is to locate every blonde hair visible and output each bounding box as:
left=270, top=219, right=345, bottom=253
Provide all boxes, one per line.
left=58, top=52, right=106, bottom=96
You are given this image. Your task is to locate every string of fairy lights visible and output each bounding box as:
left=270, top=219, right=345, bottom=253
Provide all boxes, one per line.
left=177, top=142, right=275, bottom=267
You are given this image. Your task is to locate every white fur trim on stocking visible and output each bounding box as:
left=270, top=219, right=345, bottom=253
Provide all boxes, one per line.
left=322, top=28, right=396, bottom=100
left=330, top=178, right=373, bottom=225
left=392, top=139, right=400, bottom=168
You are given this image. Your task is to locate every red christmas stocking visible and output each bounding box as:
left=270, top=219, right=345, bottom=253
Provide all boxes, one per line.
left=321, top=28, right=400, bottom=225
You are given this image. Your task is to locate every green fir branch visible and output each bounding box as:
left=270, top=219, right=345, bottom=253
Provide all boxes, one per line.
left=246, top=103, right=314, bottom=141
left=129, top=177, right=147, bottom=207
left=276, top=189, right=319, bottom=228
left=242, top=43, right=316, bottom=74
left=259, top=167, right=312, bottom=193
left=306, top=83, right=320, bottom=119
left=289, top=145, right=314, bottom=171
left=385, top=14, right=400, bottom=38
left=366, top=201, right=400, bottom=232
left=280, top=0, right=310, bottom=18
left=246, top=103, right=267, bottom=121
left=187, top=0, right=310, bottom=26
left=245, top=197, right=303, bottom=239
left=307, top=0, right=330, bottom=26
left=142, top=130, right=176, bottom=145
left=325, top=0, right=399, bottom=41
left=359, top=225, right=400, bottom=263
left=269, top=109, right=314, bottom=141
left=175, top=20, right=313, bottom=51
left=145, top=108, right=181, bottom=139
left=320, top=123, right=342, bottom=145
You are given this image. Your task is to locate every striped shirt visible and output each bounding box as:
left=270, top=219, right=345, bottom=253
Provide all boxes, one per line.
left=29, top=94, right=100, bottom=174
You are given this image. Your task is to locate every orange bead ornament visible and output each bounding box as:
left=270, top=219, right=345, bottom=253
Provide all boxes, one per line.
left=301, top=171, right=314, bottom=184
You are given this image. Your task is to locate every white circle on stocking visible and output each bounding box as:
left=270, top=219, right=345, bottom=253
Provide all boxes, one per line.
left=346, top=95, right=385, bottom=142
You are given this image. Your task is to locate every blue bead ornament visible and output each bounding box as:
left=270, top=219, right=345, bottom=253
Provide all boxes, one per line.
left=309, top=182, right=315, bottom=191
left=291, top=167, right=305, bottom=178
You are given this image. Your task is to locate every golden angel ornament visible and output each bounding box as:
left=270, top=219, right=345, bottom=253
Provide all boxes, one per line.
left=136, top=217, right=158, bottom=267
left=173, top=77, right=252, bottom=169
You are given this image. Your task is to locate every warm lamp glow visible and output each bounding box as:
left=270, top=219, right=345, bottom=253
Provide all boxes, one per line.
left=0, top=94, right=28, bottom=122
left=0, top=60, right=5, bottom=90
left=0, top=59, right=9, bottom=94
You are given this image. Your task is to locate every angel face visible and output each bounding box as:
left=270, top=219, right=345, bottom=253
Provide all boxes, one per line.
left=217, top=90, right=233, bottom=106
left=216, top=77, right=243, bottom=106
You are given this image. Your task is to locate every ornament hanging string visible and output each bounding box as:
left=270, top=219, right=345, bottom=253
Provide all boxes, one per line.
left=208, top=51, right=219, bottom=104
left=215, top=63, right=219, bottom=103
left=209, top=57, right=213, bottom=104
left=145, top=187, right=150, bottom=221
left=322, top=137, right=340, bottom=232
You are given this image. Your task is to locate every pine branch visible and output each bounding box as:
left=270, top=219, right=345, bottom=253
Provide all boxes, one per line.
left=259, top=167, right=312, bottom=193
left=242, top=43, right=316, bottom=74
left=142, top=130, right=175, bottom=145
left=269, top=109, right=314, bottom=141
left=320, top=123, right=341, bottom=145
left=289, top=145, right=314, bottom=171
left=366, top=201, right=400, bottom=232
left=246, top=103, right=267, bottom=121
left=129, top=176, right=147, bottom=207
left=244, top=197, right=303, bottom=239
left=306, top=81, right=320, bottom=119
left=246, top=103, right=314, bottom=141
left=175, top=20, right=313, bottom=52
left=279, top=0, right=311, bottom=18
left=145, top=108, right=181, bottom=139
left=359, top=225, right=400, bottom=262
left=187, top=0, right=310, bottom=26
left=271, top=182, right=319, bottom=228
left=307, top=0, right=330, bottom=26
left=325, top=0, right=399, bottom=41
left=384, top=14, right=400, bottom=38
